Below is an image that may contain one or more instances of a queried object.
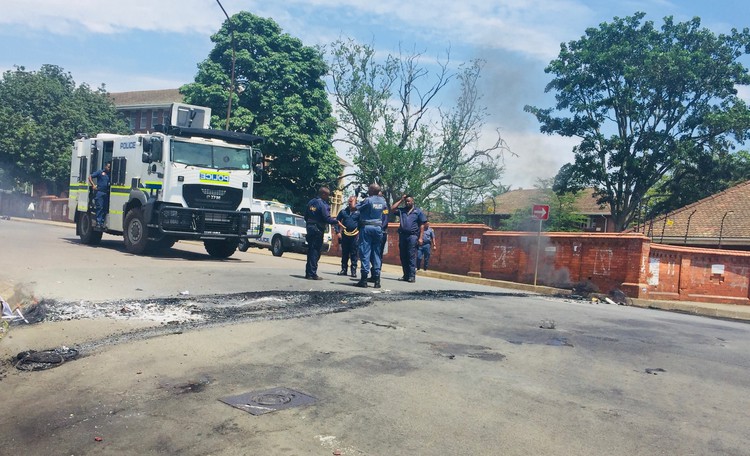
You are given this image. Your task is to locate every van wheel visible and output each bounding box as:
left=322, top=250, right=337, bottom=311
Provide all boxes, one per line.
left=238, top=238, right=250, bottom=252
left=124, top=208, right=150, bottom=254
left=78, top=211, right=102, bottom=245
left=205, top=239, right=237, bottom=258
left=271, top=235, right=284, bottom=257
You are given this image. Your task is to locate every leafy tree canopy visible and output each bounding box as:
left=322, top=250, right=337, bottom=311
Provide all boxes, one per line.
left=526, top=12, right=750, bottom=231
left=181, top=12, right=341, bottom=212
left=327, top=39, right=509, bottom=207
left=0, top=65, right=128, bottom=194
left=642, top=149, right=750, bottom=219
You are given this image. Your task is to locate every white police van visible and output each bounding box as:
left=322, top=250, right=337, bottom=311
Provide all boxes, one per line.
left=238, top=199, right=331, bottom=256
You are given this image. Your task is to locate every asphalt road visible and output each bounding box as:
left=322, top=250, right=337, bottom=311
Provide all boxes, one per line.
left=1, top=219, right=750, bottom=455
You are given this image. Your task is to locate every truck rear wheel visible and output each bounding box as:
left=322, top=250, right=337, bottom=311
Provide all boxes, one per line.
left=238, top=238, right=250, bottom=252
left=77, top=211, right=102, bottom=245
left=205, top=239, right=237, bottom=258
left=124, top=208, right=150, bottom=255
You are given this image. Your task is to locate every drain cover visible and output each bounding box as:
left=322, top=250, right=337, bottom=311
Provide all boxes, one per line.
left=219, top=387, right=317, bottom=415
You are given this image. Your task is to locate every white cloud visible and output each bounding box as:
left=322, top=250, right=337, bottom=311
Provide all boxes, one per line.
left=1, top=0, right=227, bottom=34
left=2, top=0, right=593, bottom=62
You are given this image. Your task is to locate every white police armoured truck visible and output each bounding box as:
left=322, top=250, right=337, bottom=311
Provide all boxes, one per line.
left=68, top=104, right=264, bottom=258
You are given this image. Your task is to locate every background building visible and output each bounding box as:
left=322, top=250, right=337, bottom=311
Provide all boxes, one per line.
left=109, top=89, right=183, bottom=133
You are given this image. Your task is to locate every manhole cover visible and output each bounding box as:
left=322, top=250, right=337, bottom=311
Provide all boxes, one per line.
left=219, top=387, right=317, bottom=415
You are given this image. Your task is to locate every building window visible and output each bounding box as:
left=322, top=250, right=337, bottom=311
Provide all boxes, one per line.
left=130, top=112, right=137, bottom=130
left=152, top=111, right=160, bottom=128
left=140, top=111, right=148, bottom=130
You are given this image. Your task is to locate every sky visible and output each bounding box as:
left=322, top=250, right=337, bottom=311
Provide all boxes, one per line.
left=2, top=0, right=750, bottom=189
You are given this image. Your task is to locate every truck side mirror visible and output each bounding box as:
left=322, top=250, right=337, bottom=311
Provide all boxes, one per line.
left=252, top=150, right=264, bottom=174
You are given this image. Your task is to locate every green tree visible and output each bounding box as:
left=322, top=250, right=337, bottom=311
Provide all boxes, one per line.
left=181, top=12, right=341, bottom=212
left=645, top=150, right=750, bottom=217
left=0, top=65, right=128, bottom=194
left=526, top=12, right=750, bottom=231
left=327, top=39, right=509, bottom=206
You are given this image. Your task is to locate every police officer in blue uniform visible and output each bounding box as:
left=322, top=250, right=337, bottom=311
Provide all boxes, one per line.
left=336, top=195, right=360, bottom=277
left=356, top=184, right=388, bottom=288
left=88, top=161, right=111, bottom=230
left=368, top=191, right=389, bottom=284
left=304, top=187, right=338, bottom=280
left=391, top=194, right=427, bottom=282
left=417, top=222, right=437, bottom=271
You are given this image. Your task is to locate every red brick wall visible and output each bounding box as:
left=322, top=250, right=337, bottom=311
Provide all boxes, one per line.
left=481, top=232, right=648, bottom=293
left=326, top=222, right=750, bottom=305
left=326, top=223, right=489, bottom=275
left=644, top=244, right=750, bottom=305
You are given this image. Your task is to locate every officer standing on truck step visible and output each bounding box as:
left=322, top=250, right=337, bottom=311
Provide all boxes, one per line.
left=304, top=187, right=338, bottom=280
left=336, top=195, right=360, bottom=277
left=88, top=161, right=111, bottom=230
left=355, top=184, right=388, bottom=288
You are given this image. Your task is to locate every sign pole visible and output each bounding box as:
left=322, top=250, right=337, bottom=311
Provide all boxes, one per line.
left=533, top=217, right=542, bottom=287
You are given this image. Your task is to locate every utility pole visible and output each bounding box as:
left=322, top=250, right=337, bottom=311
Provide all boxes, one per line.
left=215, top=0, right=237, bottom=131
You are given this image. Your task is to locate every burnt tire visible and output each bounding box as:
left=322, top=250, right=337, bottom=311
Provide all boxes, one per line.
left=77, top=211, right=102, bottom=245
left=204, top=239, right=237, bottom=259
left=124, top=208, right=150, bottom=255
left=271, top=235, right=284, bottom=257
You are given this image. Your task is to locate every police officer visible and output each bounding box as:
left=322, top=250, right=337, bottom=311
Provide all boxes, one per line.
left=304, top=187, right=338, bottom=280
left=417, top=222, right=437, bottom=271
left=336, top=195, right=360, bottom=277
left=88, top=161, right=111, bottom=230
left=356, top=184, right=388, bottom=288
left=368, top=191, right=389, bottom=284
left=391, top=194, right=427, bottom=283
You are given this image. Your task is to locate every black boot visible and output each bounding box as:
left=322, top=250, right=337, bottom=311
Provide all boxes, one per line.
left=350, top=267, right=357, bottom=277
left=337, top=269, right=348, bottom=276
left=374, top=275, right=381, bottom=289
left=355, top=272, right=368, bottom=288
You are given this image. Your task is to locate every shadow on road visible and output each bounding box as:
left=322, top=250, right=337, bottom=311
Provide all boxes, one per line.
left=59, top=237, right=248, bottom=262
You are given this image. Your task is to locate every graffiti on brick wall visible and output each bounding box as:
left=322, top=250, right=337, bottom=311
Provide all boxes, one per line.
left=666, top=258, right=676, bottom=277
left=647, top=257, right=660, bottom=286
left=689, top=258, right=710, bottom=286
left=728, top=265, right=749, bottom=290
left=593, top=249, right=613, bottom=276
left=491, top=245, right=515, bottom=270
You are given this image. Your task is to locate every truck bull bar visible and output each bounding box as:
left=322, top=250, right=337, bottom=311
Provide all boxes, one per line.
left=157, top=206, right=263, bottom=239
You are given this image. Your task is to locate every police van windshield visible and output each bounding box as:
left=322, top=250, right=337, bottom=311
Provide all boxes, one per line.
left=274, top=212, right=304, bottom=227
left=171, top=140, right=251, bottom=170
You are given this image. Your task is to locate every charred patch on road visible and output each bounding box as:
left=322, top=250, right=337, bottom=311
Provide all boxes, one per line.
left=4, top=289, right=528, bottom=369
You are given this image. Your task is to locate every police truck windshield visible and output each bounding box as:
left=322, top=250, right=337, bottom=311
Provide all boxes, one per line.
left=171, top=140, right=252, bottom=170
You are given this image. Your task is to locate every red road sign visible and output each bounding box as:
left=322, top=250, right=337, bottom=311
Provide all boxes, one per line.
left=532, top=204, right=549, bottom=220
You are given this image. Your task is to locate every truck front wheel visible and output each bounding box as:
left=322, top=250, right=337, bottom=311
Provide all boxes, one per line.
left=271, top=235, right=284, bottom=257
left=77, top=211, right=102, bottom=245
left=124, top=208, right=150, bottom=255
left=205, top=239, right=237, bottom=259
